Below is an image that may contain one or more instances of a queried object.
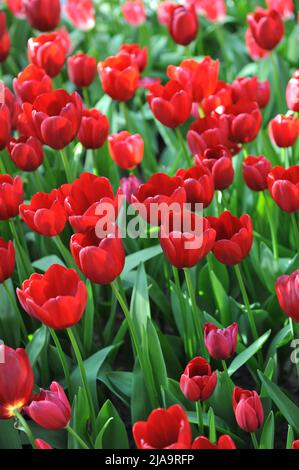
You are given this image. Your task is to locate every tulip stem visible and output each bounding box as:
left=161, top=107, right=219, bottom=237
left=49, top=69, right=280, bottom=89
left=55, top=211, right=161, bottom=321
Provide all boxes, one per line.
left=263, top=192, right=279, bottom=260
left=3, top=281, right=27, bottom=341
left=67, top=425, right=90, bottom=449
left=121, top=102, right=131, bottom=132
left=82, top=88, right=90, bottom=108
left=53, top=235, right=78, bottom=273
left=282, top=147, right=290, bottom=168
left=270, top=53, right=284, bottom=114
left=291, top=213, right=299, bottom=253
left=175, top=128, right=192, bottom=167
left=60, top=148, right=73, bottom=184
left=172, top=267, right=192, bottom=358
left=49, top=328, right=72, bottom=397
left=9, top=220, right=31, bottom=279
left=13, top=409, right=36, bottom=448
left=196, top=401, right=204, bottom=435
left=251, top=432, right=259, bottom=450
left=92, top=149, right=100, bottom=176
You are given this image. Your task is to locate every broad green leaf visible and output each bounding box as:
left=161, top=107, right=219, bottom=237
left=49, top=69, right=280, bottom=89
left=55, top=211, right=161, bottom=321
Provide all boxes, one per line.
left=260, top=411, right=275, bottom=449
left=26, top=326, right=49, bottom=367
left=94, top=400, right=129, bottom=449
left=69, top=387, right=90, bottom=449
left=208, top=407, right=216, bottom=444
left=130, top=263, right=151, bottom=337
left=32, top=255, right=66, bottom=271
left=121, top=245, right=162, bottom=277
left=146, top=320, right=168, bottom=395
left=209, top=270, right=231, bottom=326
left=286, top=426, right=294, bottom=449
left=228, top=330, right=271, bottom=376
left=0, top=420, right=22, bottom=449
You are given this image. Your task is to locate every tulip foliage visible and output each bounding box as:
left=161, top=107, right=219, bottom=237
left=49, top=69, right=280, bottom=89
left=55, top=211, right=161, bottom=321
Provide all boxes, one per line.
left=0, top=0, right=299, bottom=453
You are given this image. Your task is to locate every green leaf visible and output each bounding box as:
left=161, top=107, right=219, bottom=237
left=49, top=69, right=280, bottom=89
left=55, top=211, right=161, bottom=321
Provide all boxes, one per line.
left=208, top=407, right=216, bottom=444
left=228, top=330, right=271, bottom=376
left=266, top=324, right=292, bottom=364
left=121, top=245, right=162, bottom=278
left=286, top=425, right=294, bottom=449
left=130, top=263, right=151, bottom=338
left=98, top=370, right=132, bottom=407
left=131, top=359, right=152, bottom=423
left=94, top=418, right=113, bottom=449
left=26, top=326, right=49, bottom=367
left=32, top=255, right=66, bottom=271
left=0, top=420, right=22, bottom=449
left=68, top=387, right=90, bottom=449
left=260, top=411, right=275, bottom=449
left=146, top=320, right=168, bottom=395
left=209, top=269, right=231, bottom=325
left=94, top=400, right=129, bottom=449
left=82, top=280, right=94, bottom=356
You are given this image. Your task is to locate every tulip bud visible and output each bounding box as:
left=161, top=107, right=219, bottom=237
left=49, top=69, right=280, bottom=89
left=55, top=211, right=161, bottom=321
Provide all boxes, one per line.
left=78, top=109, right=109, bottom=149
left=245, top=27, right=269, bottom=61
left=269, top=114, right=298, bottom=148
left=243, top=155, right=272, bottom=192
left=176, top=164, right=215, bottom=210
left=180, top=356, right=217, bottom=402
left=28, top=32, right=67, bottom=78
left=67, top=53, right=97, bottom=88
left=247, top=7, right=284, bottom=50
left=65, top=0, right=95, bottom=31
left=232, top=386, right=264, bottom=433
left=292, top=440, right=299, bottom=449
left=286, top=70, right=299, bottom=113
left=275, top=270, right=299, bottom=323
left=7, top=136, right=44, bottom=172
left=108, top=131, right=144, bottom=170
left=0, top=175, right=24, bottom=220
left=268, top=166, right=299, bottom=213
left=121, top=0, right=146, bottom=26
left=0, top=104, right=12, bottom=150
left=232, top=76, right=270, bottom=109
left=118, top=43, right=147, bottom=72
left=13, top=64, right=53, bottom=104
left=0, top=237, right=15, bottom=283
left=204, top=323, right=238, bottom=360
left=196, top=145, right=234, bottom=191
left=98, top=55, right=139, bottom=102
left=24, top=0, right=61, bottom=32
left=120, top=175, right=141, bottom=203
left=168, top=5, right=198, bottom=46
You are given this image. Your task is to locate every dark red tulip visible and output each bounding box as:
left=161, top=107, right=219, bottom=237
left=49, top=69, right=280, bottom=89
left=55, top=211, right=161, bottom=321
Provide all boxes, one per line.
left=65, top=0, right=95, bottom=31
left=286, top=70, right=299, bottom=113
left=168, top=5, right=198, bottom=46
left=160, top=212, right=216, bottom=269
left=64, top=172, right=122, bottom=233
left=17, top=264, right=87, bottom=329
left=0, top=237, right=15, bottom=283
left=275, top=270, right=299, bottom=323
left=243, top=155, right=272, bottom=192
left=0, top=345, right=34, bottom=419
left=120, top=175, right=141, bottom=204
left=67, top=53, right=97, bottom=88
left=204, top=322, right=238, bottom=360
left=133, top=404, right=192, bottom=449
left=28, top=32, right=66, bottom=78
left=13, top=64, right=52, bottom=104
left=292, top=440, right=299, bottom=449
left=245, top=27, right=269, bottom=61
left=70, top=225, right=125, bottom=285
left=192, top=435, right=236, bottom=449
left=108, top=131, right=144, bottom=170
left=0, top=104, right=12, bottom=150
left=207, top=211, right=253, bottom=265
left=232, top=386, right=264, bottom=433
left=118, top=43, right=147, bottom=72
left=0, top=175, right=24, bottom=220
left=25, top=382, right=71, bottom=430
left=180, top=356, right=217, bottom=402
left=267, top=166, right=299, bottom=213
left=232, top=76, right=270, bottom=109
left=176, top=164, right=215, bottom=210
left=34, top=439, right=53, bottom=449
left=7, top=136, right=44, bottom=172
left=0, top=12, right=10, bottom=63
left=224, top=99, right=262, bottom=144
left=121, top=0, right=146, bottom=26
left=4, top=86, right=21, bottom=131
left=24, top=0, right=61, bottom=32
left=269, top=114, right=298, bottom=148
left=98, top=55, right=139, bottom=102
left=247, top=7, right=284, bottom=50
left=195, top=145, right=234, bottom=191
left=78, top=108, right=109, bottom=149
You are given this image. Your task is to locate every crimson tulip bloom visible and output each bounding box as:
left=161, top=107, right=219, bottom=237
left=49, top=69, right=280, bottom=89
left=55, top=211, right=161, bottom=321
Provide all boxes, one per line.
left=28, top=32, right=66, bottom=78
left=6, top=0, right=26, bottom=18
left=192, top=435, right=236, bottom=449
left=292, top=440, right=299, bottom=449
left=269, top=114, right=298, bottom=148
left=35, top=439, right=53, bottom=450
left=176, top=164, right=215, bottom=209
left=64, top=172, right=122, bottom=233
left=0, top=175, right=24, bottom=220
left=159, top=212, right=216, bottom=269
left=243, top=155, right=272, bottom=192
left=24, top=0, right=61, bottom=32
left=121, top=0, right=146, bottom=26
left=25, top=382, right=71, bottom=430
left=247, top=7, right=284, bottom=50
left=286, top=70, right=299, bottom=113
left=13, top=64, right=52, bottom=104
left=266, top=0, right=294, bottom=20
left=0, top=345, right=34, bottom=419
left=64, top=0, right=95, bottom=31
left=78, top=109, right=109, bottom=149
left=4, top=86, right=21, bottom=131
left=0, top=237, right=15, bottom=283
left=147, top=80, right=192, bottom=128
left=157, top=1, right=176, bottom=26
left=180, top=356, right=217, bottom=402
left=17, top=264, right=87, bottom=329
left=186, top=0, right=226, bottom=22
left=98, top=55, right=139, bottom=102
left=275, top=270, right=299, bottom=323
left=200, top=81, right=232, bottom=116
left=245, top=27, right=269, bottom=61
left=0, top=12, right=10, bottom=63
left=133, top=404, right=192, bottom=449
left=120, top=175, right=141, bottom=204
left=232, top=386, right=264, bottom=433
left=70, top=225, right=125, bottom=285
left=224, top=99, right=262, bottom=144
left=118, top=43, right=147, bottom=72
left=168, top=5, right=198, bottom=46
left=67, top=53, right=97, bottom=88
left=232, top=76, right=270, bottom=109
left=267, top=166, right=299, bottom=213
left=204, top=322, right=238, bottom=360
left=195, top=145, right=234, bottom=191
left=108, top=131, right=144, bottom=170
left=0, top=104, right=12, bottom=150
left=7, top=136, right=44, bottom=172
left=207, top=211, right=253, bottom=265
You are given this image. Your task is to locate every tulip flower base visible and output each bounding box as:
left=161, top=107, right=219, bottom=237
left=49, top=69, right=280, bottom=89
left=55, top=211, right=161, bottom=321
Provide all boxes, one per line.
left=0, top=0, right=299, bottom=454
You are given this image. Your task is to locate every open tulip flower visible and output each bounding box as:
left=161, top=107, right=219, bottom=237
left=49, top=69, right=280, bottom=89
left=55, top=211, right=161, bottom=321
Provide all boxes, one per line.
left=180, top=356, right=217, bottom=402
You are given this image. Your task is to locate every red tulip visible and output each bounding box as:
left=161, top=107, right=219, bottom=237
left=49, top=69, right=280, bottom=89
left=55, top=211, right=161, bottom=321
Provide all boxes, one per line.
left=28, top=32, right=66, bottom=78
left=266, top=0, right=294, bottom=20
left=7, top=136, right=44, bottom=172
left=200, top=81, right=232, bottom=116
left=168, top=5, right=198, bottom=46
left=269, top=114, right=298, bottom=148
left=0, top=345, right=34, bottom=419
left=108, top=131, right=144, bottom=170
left=70, top=225, right=125, bottom=285
left=6, top=0, right=26, bottom=18
left=118, top=43, right=147, bottom=72
left=275, top=270, right=299, bottom=323
left=35, top=439, right=53, bottom=449
left=67, top=53, right=97, bottom=88
left=157, top=1, right=177, bottom=26
left=17, top=264, right=87, bottom=329
left=98, top=55, right=139, bottom=102
left=243, top=155, right=272, bottom=192
left=195, top=145, right=234, bottom=191
left=207, top=211, right=253, bottom=265
left=286, top=70, right=299, bottom=113
left=224, top=99, right=262, bottom=143
left=0, top=175, right=24, bottom=220
left=232, top=76, right=270, bottom=109
left=24, top=0, right=61, bottom=32
left=160, top=212, right=216, bottom=269
left=121, top=0, right=146, bottom=26
left=0, top=237, right=15, bottom=283
left=133, top=404, right=192, bottom=449
left=267, top=166, right=299, bottom=213
left=13, top=64, right=52, bottom=104
left=147, top=79, right=192, bottom=128
left=292, top=440, right=299, bottom=449
left=25, top=382, right=71, bottom=430
left=245, top=27, right=269, bottom=61
left=247, top=7, right=284, bottom=50
left=176, top=164, right=215, bottom=209
left=64, top=172, right=122, bottom=233
left=186, top=0, right=226, bottom=22
left=232, top=386, right=264, bottom=433
left=192, top=435, right=236, bottom=449
left=56, top=26, right=72, bottom=55
left=120, top=175, right=141, bottom=204
left=78, top=108, right=109, bottom=149
left=204, top=322, right=238, bottom=360
left=0, top=104, right=12, bottom=150
left=64, top=0, right=95, bottom=31
left=180, top=356, right=217, bottom=402
left=4, top=86, right=21, bottom=130
left=0, top=12, right=10, bottom=63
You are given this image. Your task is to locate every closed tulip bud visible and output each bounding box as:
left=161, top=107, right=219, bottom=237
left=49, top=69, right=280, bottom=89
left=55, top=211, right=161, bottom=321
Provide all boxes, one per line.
left=35, top=439, right=53, bottom=449
left=243, top=155, right=272, bottom=192
left=275, top=270, right=299, bottom=323
left=168, top=5, right=198, bottom=46
left=204, top=322, right=238, bottom=360
left=0, top=175, right=24, bottom=220
left=192, top=435, right=236, bottom=449
left=0, top=238, right=15, bottom=283
left=292, top=440, right=299, bottom=449
left=269, top=114, right=298, bottom=148
left=108, top=131, right=144, bottom=170
left=286, top=70, right=299, bottom=113
left=67, top=53, right=97, bottom=88
left=7, top=136, right=44, bottom=172
left=120, top=175, right=141, bottom=203
left=98, top=55, right=139, bottom=102
left=121, top=0, right=146, bottom=26
left=118, top=43, right=147, bottom=72
left=17, top=264, right=87, bottom=329
left=176, top=164, right=215, bottom=209
left=25, top=382, right=71, bottom=430
left=13, top=64, right=52, bottom=104
left=187, top=114, right=232, bottom=156
left=180, top=356, right=217, bottom=402
left=225, top=99, right=262, bottom=144
left=232, top=76, right=270, bottom=109
left=28, top=32, right=66, bottom=78
left=267, top=166, right=299, bottom=213
left=195, top=145, right=234, bottom=191
left=247, top=7, right=284, bottom=51
left=78, top=109, right=109, bottom=149
left=0, top=104, right=12, bottom=150
left=65, top=0, right=95, bottom=31
left=245, top=27, right=269, bottom=61
left=207, top=211, right=253, bottom=265
left=232, top=386, right=264, bottom=433
left=133, top=404, right=192, bottom=449
left=24, top=0, right=61, bottom=32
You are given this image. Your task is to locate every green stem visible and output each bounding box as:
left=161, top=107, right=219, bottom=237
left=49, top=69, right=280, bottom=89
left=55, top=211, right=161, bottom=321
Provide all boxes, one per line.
left=92, top=149, right=99, bottom=176
left=291, top=213, right=299, bottom=253
left=251, top=432, right=259, bottom=450
left=53, top=236, right=79, bottom=273
left=172, top=267, right=191, bottom=358
left=14, top=409, right=36, bottom=448
left=60, top=148, right=73, bottom=184
left=120, top=101, right=131, bottom=132
left=49, top=328, right=72, bottom=397
left=175, top=128, right=192, bottom=167
left=196, top=401, right=204, bottom=435
left=270, top=53, right=284, bottom=114
left=82, top=88, right=90, bottom=109
left=3, top=281, right=27, bottom=341
left=263, top=192, right=279, bottom=260
left=282, top=147, right=290, bottom=168
left=67, top=425, right=89, bottom=449
left=9, top=220, right=31, bottom=278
